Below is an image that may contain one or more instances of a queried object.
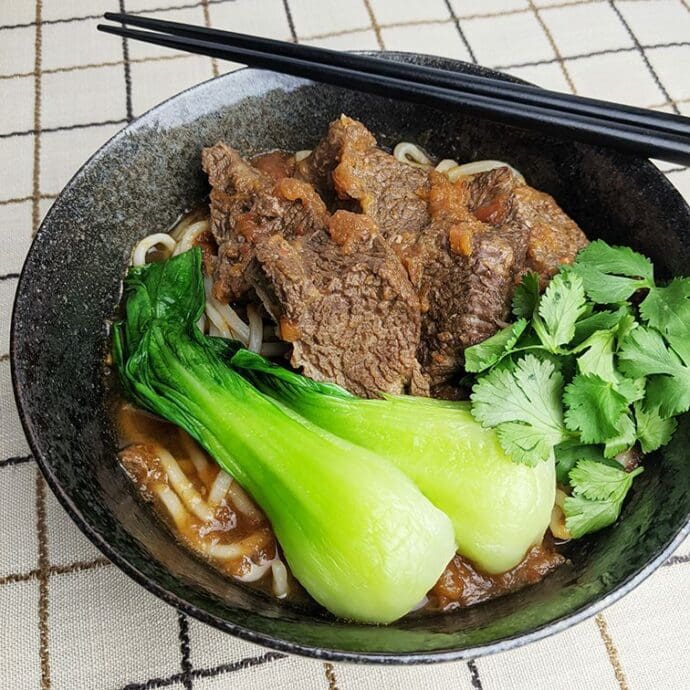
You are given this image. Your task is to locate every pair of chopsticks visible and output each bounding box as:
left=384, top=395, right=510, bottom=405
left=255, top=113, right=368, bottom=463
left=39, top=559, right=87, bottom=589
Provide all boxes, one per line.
left=98, top=13, right=690, bottom=165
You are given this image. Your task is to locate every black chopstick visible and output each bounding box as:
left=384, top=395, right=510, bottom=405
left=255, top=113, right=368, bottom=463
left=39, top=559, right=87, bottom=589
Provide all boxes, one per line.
left=97, top=21, right=690, bottom=165
left=102, top=11, right=689, bottom=138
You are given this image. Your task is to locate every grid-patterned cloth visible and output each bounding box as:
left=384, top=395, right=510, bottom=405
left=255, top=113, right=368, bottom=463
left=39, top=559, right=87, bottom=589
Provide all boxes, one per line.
left=1, top=1, right=689, bottom=688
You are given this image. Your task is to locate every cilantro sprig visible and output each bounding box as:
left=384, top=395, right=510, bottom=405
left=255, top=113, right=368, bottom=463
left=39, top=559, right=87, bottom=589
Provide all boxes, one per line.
left=465, top=240, right=690, bottom=539
left=564, top=461, right=644, bottom=538
left=471, top=355, right=570, bottom=466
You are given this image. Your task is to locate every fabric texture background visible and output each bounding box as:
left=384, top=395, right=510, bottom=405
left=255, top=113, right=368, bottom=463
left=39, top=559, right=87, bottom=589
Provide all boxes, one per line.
left=1, top=1, right=689, bottom=688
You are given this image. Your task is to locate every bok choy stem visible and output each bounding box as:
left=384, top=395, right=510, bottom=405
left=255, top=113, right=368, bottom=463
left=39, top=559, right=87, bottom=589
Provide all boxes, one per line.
left=232, top=350, right=556, bottom=574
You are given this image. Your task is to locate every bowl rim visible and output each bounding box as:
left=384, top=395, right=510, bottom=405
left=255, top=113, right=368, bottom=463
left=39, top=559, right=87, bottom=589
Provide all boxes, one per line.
left=11, top=52, right=690, bottom=665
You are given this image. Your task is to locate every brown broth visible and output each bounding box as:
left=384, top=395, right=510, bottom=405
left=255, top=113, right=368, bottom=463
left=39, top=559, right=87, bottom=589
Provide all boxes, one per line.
left=116, top=402, right=300, bottom=600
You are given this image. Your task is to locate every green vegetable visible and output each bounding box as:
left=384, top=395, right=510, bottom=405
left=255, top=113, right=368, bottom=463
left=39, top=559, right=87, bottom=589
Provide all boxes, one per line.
left=464, top=318, right=528, bottom=373
left=638, top=278, right=690, bottom=365
left=571, top=307, right=628, bottom=346
left=639, top=278, right=690, bottom=339
left=564, top=460, right=643, bottom=538
left=470, top=355, right=570, bottom=466
left=618, top=326, right=690, bottom=417
left=115, top=249, right=456, bottom=624
left=464, top=240, right=688, bottom=538
left=571, top=240, right=654, bottom=304
left=532, top=271, right=587, bottom=352
left=563, top=374, right=632, bottom=446
left=573, top=328, right=618, bottom=383
left=233, top=349, right=556, bottom=574
left=633, top=402, right=677, bottom=454
left=512, top=272, right=541, bottom=318
left=553, top=441, right=604, bottom=484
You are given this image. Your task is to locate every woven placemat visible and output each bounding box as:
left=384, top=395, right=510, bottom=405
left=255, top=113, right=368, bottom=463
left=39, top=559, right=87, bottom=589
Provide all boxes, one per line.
left=1, top=1, right=689, bottom=688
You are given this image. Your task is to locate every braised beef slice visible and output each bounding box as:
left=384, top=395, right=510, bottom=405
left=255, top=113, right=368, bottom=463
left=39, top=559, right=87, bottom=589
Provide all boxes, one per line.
left=512, top=185, right=588, bottom=283
left=203, top=123, right=587, bottom=397
left=202, top=143, right=327, bottom=302
left=253, top=210, right=422, bottom=398
left=298, top=115, right=430, bottom=244
left=409, top=165, right=586, bottom=386
left=295, top=122, right=539, bottom=386
left=409, top=172, right=526, bottom=386
left=468, top=166, right=588, bottom=283
left=296, top=115, right=376, bottom=201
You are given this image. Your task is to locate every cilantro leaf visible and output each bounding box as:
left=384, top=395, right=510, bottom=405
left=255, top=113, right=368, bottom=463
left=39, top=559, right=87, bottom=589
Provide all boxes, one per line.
left=571, top=263, right=650, bottom=304
left=575, top=329, right=617, bottom=383
left=470, top=355, right=570, bottom=465
left=645, top=375, right=690, bottom=420
left=634, top=402, right=677, bottom=453
left=512, top=272, right=541, bottom=318
left=571, top=241, right=654, bottom=304
left=495, top=422, right=559, bottom=466
left=639, top=277, right=690, bottom=334
left=617, top=326, right=680, bottom=376
left=666, top=333, right=690, bottom=368
left=465, top=240, right=686, bottom=524
left=618, top=326, right=690, bottom=417
left=575, top=240, right=654, bottom=282
left=554, top=441, right=608, bottom=485
left=563, top=495, right=621, bottom=538
left=614, top=377, right=645, bottom=404
left=572, top=307, right=628, bottom=346
left=568, top=460, right=643, bottom=503
left=564, top=459, right=643, bottom=537
left=464, top=318, right=528, bottom=373
left=639, top=278, right=690, bottom=364
left=615, top=313, right=637, bottom=342
left=532, top=271, right=587, bottom=352
left=603, top=413, right=637, bottom=458
left=563, top=374, right=631, bottom=444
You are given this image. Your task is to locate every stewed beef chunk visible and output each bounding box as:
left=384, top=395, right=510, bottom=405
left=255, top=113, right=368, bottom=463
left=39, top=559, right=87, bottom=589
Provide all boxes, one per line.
left=252, top=211, right=422, bottom=397
left=468, top=166, right=588, bottom=284
left=202, top=143, right=327, bottom=302
left=203, top=120, right=588, bottom=398
left=297, top=115, right=430, bottom=245
left=408, top=172, right=525, bottom=386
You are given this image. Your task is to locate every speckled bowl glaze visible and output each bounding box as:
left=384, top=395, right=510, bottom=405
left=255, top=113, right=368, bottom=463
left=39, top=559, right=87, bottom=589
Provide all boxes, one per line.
left=11, top=53, right=690, bottom=663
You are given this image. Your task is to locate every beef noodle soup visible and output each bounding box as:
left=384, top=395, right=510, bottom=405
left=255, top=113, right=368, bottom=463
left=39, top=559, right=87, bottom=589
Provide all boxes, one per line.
left=112, top=115, right=656, bottom=624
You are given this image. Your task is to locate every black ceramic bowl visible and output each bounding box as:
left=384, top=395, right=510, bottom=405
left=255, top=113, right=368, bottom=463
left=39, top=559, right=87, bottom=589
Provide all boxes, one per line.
left=11, top=53, right=690, bottom=664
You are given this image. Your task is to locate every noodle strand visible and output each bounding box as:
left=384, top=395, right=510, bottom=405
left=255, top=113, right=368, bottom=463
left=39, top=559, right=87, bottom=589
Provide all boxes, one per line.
left=153, top=484, right=189, bottom=530
left=208, top=469, right=234, bottom=511
left=246, top=304, right=264, bottom=353
left=156, top=445, right=214, bottom=522
left=132, top=233, right=177, bottom=266
left=173, top=220, right=210, bottom=255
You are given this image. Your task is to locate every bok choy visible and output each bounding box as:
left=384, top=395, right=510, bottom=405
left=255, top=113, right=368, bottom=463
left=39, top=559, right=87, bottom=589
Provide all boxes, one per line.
left=232, top=350, right=555, bottom=574
left=113, top=248, right=456, bottom=624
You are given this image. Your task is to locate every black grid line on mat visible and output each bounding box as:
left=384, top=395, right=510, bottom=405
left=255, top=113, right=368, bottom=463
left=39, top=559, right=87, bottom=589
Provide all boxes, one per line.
left=120, top=652, right=286, bottom=690
left=1, top=2, right=688, bottom=689
left=609, top=0, right=680, bottom=114
left=442, top=0, right=478, bottom=64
